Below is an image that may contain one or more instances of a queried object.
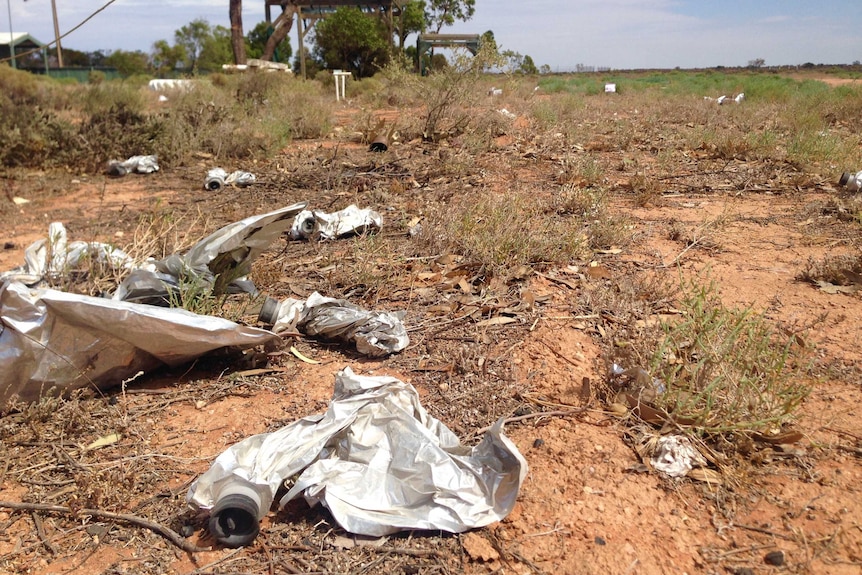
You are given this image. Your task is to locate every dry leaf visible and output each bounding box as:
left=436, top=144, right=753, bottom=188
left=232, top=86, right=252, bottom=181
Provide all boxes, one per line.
left=475, top=316, right=518, bottom=328
left=233, top=368, right=289, bottom=377
left=687, top=467, right=723, bottom=484
left=521, top=290, right=535, bottom=310
left=752, top=430, right=804, bottom=445
left=290, top=346, right=320, bottom=364
left=85, top=433, right=122, bottom=451
left=815, top=280, right=859, bottom=295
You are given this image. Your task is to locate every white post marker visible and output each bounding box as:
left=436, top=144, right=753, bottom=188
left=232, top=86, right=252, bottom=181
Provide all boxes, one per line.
left=333, top=70, right=351, bottom=101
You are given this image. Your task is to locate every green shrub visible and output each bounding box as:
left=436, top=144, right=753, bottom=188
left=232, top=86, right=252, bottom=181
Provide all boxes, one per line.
left=642, top=277, right=810, bottom=442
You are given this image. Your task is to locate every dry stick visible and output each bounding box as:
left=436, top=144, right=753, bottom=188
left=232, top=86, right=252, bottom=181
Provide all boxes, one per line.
left=472, top=408, right=587, bottom=437
left=31, top=512, right=59, bottom=556
left=189, top=547, right=245, bottom=574
left=733, top=522, right=794, bottom=541
left=0, top=501, right=210, bottom=553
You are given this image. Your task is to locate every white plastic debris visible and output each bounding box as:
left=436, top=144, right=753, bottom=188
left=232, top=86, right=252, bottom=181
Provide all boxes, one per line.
left=0, top=222, right=134, bottom=286
left=107, top=155, right=159, bottom=176
left=704, top=93, right=744, bottom=105
left=148, top=79, right=194, bottom=91
left=498, top=108, right=517, bottom=119
left=204, top=168, right=257, bottom=191
left=0, top=280, right=280, bottom=404
left=187, top=367, right=528, bottom=546
left=261, top=292, right=408, bottom=357
left=604, top=83, right=617, bottom=93
left=289, top=205, right=382, bottom=241
left=488, top=87, right=503, bottom=96
left=650, top=435, right=708, bottom=478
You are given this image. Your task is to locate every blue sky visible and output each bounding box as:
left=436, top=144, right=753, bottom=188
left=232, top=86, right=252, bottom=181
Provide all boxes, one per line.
left=5, top=0, right=861, bottom=70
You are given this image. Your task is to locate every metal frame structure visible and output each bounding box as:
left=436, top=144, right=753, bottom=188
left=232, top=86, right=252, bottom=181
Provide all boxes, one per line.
left=416, top=33, right=480, bottom=75
left=264, top=1, right=402, bottom=79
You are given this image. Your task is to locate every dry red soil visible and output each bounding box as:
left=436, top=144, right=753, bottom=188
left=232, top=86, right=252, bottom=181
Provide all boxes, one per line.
left=1, top=75, right=861, bottom=575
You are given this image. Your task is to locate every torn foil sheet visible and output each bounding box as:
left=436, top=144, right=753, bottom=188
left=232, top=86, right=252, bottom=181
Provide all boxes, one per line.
left=650, top=435, right=708, bottom=478
left=187, top=367, right=527, bottom=543
left=0, top=280, right=280, bottom=404
left=115, top=202, right=307, bottom=304
left=289, top=205, right=382, bottom=240
left=107, top=155, right=160, bottom=176
left=1, top=222, right=134, bottom=286
left=263, top=292, right=408, bottom=357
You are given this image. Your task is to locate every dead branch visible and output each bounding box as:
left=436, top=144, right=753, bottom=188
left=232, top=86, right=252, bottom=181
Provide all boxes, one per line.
left=0, top=500, right=210, bottom=553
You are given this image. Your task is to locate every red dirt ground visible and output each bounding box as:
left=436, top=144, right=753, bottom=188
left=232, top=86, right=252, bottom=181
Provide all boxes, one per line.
left=1, top=75, right=861, bottom=575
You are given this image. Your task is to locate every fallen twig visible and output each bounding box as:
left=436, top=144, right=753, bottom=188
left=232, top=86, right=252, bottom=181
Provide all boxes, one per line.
left=471, top=408, right=587, bottom=438
left=31, top=511, right=58, bottom=556
left=0, top=500, right=210, bottom=553
left=733, top=522, right=794, bottom=541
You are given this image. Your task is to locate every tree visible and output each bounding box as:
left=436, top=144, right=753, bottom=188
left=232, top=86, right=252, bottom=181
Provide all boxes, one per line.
left=175, top=19, right=215, bottom=72
left=197, top=25, right=232, bottom=72
left=151, top=39, right=187, bottom=76
left=501, top=50, right=538, bottom=74
left=748, top=58, right=765, bottom=68
left=88, top=50, right=110, bottom=67
left=313, top=7, right=389, bottom=77
left=520, top=54, right=538, bottom=75
left=480, top=30, right=497, bottom=53
left=105, top=49, right=151, bottom=77
left=292, top=46, right=322, bottom=77
left=395, top=0, right=426, bottom=49
left=425, top=0, right=475, bottom=33
left=61, top=48, right=91, bottom=67
left=247, top=21, right=293, bottom=62
left=229, top=0, right=246, bottom=64
left=262, top=4, right=296, bottom=61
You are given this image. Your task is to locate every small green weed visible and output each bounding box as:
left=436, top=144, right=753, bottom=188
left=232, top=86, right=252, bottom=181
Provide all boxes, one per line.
left=639, top=276, right=811, bottom=444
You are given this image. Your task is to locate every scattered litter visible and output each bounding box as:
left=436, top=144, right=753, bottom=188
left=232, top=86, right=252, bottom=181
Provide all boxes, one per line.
left=204, top=168, right=257, bottom=191
left=222, top=59, right=293, bottom=74
left=650, top=435, right=707, bottom=478
left=498, top=108, right=517, bottom=119
left=704, top=93, right=744, bottom=105
left=187, top=367, right=527, bottom=546
left=260, top=291, right=408, bottom=357
left=0, top=280, right=280, bottom=404
left=839, top=170, right=862, bottom=192
left=289, top=205, right=382, bottom=241
left=106, top=155, right=160, bottom=177
left=148, top=79, right=194, bottom=91
left=115, top=203, right=307, bottom=304
left=488, top=87, right=503, bottom=96
left=604, top=83, right=617, bottom=93
left=1, top=222, right=134, bottom=286
left=12, top=197, right=29, bottom=206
